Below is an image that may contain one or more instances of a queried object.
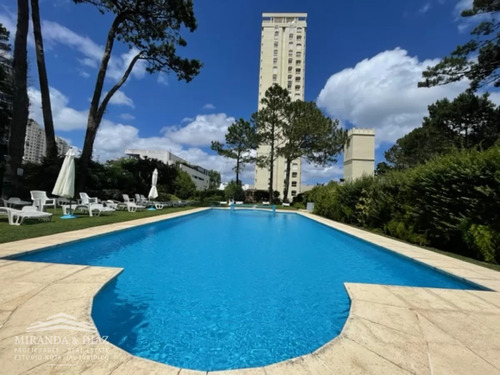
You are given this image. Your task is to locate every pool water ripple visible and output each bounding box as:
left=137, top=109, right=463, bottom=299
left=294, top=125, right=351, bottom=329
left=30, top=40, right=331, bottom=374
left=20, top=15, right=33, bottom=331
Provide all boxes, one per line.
left=15, top=210, right=481, bottom=371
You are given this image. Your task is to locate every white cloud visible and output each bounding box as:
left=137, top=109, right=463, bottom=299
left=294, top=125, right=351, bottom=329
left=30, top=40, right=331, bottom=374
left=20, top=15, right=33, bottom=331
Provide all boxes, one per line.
left=301, top=162, right=343, bottom=185
left=202, top=103, right=216, bottom=110
left=78, top=70, right=91, bottom=78
left=0, top=6, right=16, bottom=37
left=120, top=113, right=136, bottom=121
left=41, top=20, right=146, bottom=81
left=93, top=121, right=244, bottom=182
left=419, top=3, right=431, bottom=14
left=28, top=86, right=89, bottom=131
left=161, top=113, right=235, bottom=147
left=181, top=117, right=194, bottom=123
left=107, top=90, right=135, bottom=108
left=316, top=48, right=468, bottom=146
left=454, top=0, right=473, bottom=17
left=157, top=73, right=168, bottom=86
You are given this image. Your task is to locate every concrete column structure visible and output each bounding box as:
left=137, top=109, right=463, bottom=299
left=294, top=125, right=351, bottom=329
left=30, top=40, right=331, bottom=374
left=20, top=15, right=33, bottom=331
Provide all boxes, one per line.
left=343, top=128, right=375, bottom=182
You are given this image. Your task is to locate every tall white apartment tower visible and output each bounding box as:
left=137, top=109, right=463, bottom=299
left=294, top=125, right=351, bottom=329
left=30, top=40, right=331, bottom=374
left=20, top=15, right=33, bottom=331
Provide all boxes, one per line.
left=254, top=13, right=307, bottom=201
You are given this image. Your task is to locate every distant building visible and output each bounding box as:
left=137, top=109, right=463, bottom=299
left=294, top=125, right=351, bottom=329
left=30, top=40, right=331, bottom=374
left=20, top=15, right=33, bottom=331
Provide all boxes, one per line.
left=343, top=128, right=375, bottom=182
left=23, top=119, right=71, bottom=164
left=125, top=149, right=210, bottom=190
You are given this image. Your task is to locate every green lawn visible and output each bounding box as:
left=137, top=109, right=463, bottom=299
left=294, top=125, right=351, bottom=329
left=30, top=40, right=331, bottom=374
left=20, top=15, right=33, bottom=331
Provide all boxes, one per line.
left=0, top=206, right=194, bottom=244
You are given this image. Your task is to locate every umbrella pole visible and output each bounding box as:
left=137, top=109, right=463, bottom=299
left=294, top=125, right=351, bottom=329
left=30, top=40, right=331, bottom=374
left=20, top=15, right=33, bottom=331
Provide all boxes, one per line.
left=61, top=198, right=77, bottom=219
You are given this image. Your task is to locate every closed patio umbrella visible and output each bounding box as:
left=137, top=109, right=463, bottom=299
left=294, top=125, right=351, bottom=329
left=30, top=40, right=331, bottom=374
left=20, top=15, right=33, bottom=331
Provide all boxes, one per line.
left=147, top=168, right=159, bottom=210
left=52, top=148, right=76, bottom=218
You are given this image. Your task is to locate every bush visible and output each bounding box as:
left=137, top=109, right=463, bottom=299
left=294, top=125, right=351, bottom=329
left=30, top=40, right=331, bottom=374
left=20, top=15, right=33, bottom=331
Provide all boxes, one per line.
left=224, top=181, right=245, bottom=201
left=306, top=146, right=500, bottom=264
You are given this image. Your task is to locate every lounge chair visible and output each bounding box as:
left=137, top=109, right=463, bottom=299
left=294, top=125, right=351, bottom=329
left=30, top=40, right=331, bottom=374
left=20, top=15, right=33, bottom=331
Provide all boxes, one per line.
left=79, top=192, right=98, bottom=204
left=135, top=194, right=148, bottom=206
left=30, top=190, right=56, bottom=211
left=120, top=194, right=145, bottom=212
left=78, top=193, right=115, bottom=216
left=0, top=206, right=52, bottom=225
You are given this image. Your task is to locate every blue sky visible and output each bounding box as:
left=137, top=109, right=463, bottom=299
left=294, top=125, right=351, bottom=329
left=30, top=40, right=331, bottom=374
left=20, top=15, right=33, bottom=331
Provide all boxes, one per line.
left=0, top=0, right=498, bottom=184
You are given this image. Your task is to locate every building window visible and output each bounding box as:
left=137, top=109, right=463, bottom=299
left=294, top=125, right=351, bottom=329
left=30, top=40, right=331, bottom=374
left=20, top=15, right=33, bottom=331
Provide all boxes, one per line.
left=295, top=92, right=300, bottom=98
left=273, top=67, right=278, bottom=74
left=288, top=66, right=292, bottom=72
left=289, top=42, right=293, bottom=49
left=274, top=41, right=278, bottom=48
left=297, top=35, right=302, bottom=41
left=296, top=68, right=301, bottom=74
left=291, top=181, right=297, bottom=187
left=296, top=51, right=301, bottom=58
left=289, top=33, right=293, bottom=39
left=273, top=74, right=277, bottom=81
left=274, top=50, right=278, bottom=56
left=297, top=43, right=302, bottom=50
left=295, top=85, right=301, bottom=90
left=273, top=57, right=278, bottom=64
left=296, top=60, right=301, bottom=65
left=291, top=190, right=297, bottom=197
left=288, top=50, right=293, bottom=56
left=287, top=81, right=292, bottom=89
left=297, top=27, right=302, bottom=33
left=288, top=58, right=293, bottom=64
left=288, top=74, right=292, bottom=80
left=295, top=76, right=300, bottom=82
left=292, top=172, right=297, bottom=178
left=274, top=31, right=279, bottom=37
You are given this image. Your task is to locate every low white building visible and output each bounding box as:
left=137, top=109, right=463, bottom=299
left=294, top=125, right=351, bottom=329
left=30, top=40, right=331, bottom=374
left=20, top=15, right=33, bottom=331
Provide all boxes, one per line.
left=125, top=149, right=210, bottom=190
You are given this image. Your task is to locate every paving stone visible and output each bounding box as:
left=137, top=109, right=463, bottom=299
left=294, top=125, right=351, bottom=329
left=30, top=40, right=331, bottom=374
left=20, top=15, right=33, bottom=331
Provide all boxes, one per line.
left=314, top=337, right=412, bottom=374
left=350, top=299, right=422, bottom=337
left=342, top=317, right=430, bottom=374
left=427, top=342, right=499, bottom=375
left=345, top=283, right=409, bottom=308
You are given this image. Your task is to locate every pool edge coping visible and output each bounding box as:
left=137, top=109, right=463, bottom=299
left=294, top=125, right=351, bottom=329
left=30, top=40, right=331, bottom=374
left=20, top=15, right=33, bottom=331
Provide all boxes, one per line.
left=0, top=208, right=499, bottom=374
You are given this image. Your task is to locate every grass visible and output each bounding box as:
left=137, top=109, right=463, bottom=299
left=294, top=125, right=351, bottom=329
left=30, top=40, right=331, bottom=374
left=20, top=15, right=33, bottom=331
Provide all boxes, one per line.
left=0, top=206, right=194, bottom=244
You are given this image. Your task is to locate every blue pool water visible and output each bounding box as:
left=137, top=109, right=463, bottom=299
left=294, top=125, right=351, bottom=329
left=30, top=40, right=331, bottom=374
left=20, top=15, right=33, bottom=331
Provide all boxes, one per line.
left=15, top=210, right=481, bottom=370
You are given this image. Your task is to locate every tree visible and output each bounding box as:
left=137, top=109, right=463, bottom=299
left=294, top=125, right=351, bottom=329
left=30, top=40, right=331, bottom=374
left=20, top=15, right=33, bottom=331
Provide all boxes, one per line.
left=440, top=92, right=500, bottom=149
left=224, top=180, right=245, bottom=202
left=31, top=0, right=57, bottom=159
left=75, top=0, right=202, bottom=190
left=0, top=24, right=12, bottom=197
left=211, top=118, right=259, bottom=185
left=385, top=126, right=457, bottom=169
left=5, top=0, right=30, bottom=197
left=253, top=84, right=290, bottom=204
left=208, top=169, right=221, bottom=189
left=174, top=169, right=196, bottom=199
left=385, top=92, right=499, bottom=169
left=419, top=0, right=500, bottom=91
left=278, top=100, right=346, bottom=202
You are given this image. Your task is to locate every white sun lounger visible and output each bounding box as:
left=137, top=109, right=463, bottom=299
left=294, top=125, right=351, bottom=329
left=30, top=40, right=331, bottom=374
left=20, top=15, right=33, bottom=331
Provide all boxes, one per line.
left=0, top=206, right=53, bottom=225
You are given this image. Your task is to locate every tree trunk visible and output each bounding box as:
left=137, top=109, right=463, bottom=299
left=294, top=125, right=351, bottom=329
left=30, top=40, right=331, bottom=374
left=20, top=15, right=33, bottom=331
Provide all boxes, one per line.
left=235, top=159, right=240, bottom=186
left=31, top=0, right=57, bottom=160
left=283, top=158, right=292, bottom=203
left=78, top=15, right=123, bottom=191
left=268, top=123, right=275, bottom=204
left=4, top=0, right=29, bottom=197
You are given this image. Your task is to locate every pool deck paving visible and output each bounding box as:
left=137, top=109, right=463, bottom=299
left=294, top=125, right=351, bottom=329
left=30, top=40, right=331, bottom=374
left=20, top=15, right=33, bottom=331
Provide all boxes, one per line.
left=0, top=207, right=499, bottom=374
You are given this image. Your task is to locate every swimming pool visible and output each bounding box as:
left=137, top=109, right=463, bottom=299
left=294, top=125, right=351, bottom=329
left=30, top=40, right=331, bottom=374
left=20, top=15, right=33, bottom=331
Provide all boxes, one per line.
left=14, top=209, right=482, bottom=371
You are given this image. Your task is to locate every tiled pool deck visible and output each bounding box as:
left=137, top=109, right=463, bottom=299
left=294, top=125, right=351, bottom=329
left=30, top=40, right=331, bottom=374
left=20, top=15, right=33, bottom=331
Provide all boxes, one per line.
left=0, top=207, right=499, bottom=374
